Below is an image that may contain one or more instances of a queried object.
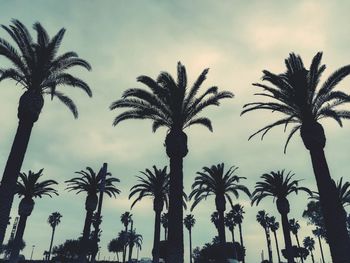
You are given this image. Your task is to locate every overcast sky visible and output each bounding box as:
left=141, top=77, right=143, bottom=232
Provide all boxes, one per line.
left=1, top=1, right=350, bottom=262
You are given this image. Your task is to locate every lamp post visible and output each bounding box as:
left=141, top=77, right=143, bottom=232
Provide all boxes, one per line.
left=30, top=245, right=35, bottom=260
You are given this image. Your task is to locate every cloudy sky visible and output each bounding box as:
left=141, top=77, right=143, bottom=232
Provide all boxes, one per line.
left=1, top=0, right=350, bottom=262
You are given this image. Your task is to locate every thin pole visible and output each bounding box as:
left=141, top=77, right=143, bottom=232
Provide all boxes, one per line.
left=30, top=245, right=35, bottom=260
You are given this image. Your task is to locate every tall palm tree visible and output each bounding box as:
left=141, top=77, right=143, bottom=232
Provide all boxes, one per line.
left=110, top=62, right=233, bottom=263
left=312, top=228, right=325, bottom=263
left=242, top=52, right=350, bottom=262
left=65, top=167, right=120, bottom=262
left=269, top=216, right=281, bottom=263
left=9, top=169, right=58, bottom=263
left=289, top=219, right=304, bottom=263
left=129, top=166, right=168, bottom=263
left=211, top=211, right=220, bottom=229
left=120, top=212, right=132, bottom=263
left=161, top=213, right=168, bottom=240
left=251, top=170, right=311, bottom=263
left=303, top=236, right=315, bottom=263
left=47, top=212, right=62, bottom=261
left=0, top=20, right=91, bottom=246
left=231, top=203, right=246, bottom=263
left=126, top=229, right=142, bottom=263
left=256, top=210, right=273, bottom=263
left=184, top=214, right=195, bottom=263
left=189, top=163, right=250, bottom=246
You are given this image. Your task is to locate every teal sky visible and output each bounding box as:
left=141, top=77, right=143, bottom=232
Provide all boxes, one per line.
left=1, top=1, right=350, bottom=262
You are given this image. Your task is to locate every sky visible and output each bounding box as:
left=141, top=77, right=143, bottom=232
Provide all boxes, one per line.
left=0, top=0, right=350, bottom=262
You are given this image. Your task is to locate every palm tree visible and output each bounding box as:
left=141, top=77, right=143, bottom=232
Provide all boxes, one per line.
left=303, top=236, right=315, bottom=263
left=108, top=237, right=124, bottom=262
left=289, top=219, right=303, bottom=263
left=269, top=216, right=281, bottom=263
left=9, top=169, right=58, bottom=263
left=242, top=52, right=350, bottom=262
left=65, top=167, right=120, bottom=262
left=184, top=214, right=195, bottom=263
left=120, top=212, right=132, bottom=263
left=47, top=212, right=62, bottom=261
left=257, top=210, right=273, bottom=263
left=251, top=170, right=311, bottom=263
left=161, top=213, right=168, bottom=240
left=189, top=163, right=250, bottom=246
left=211, top=211, right=220, bottom=229
left=231, top=203, right=246, bottom=263
left=0, top=20, right=91, bottom=246
left=126, top=229, right=142, bottom=263
left=312, top=228, right=325, bottom=263
left=129, top=166, right=168, bottom=263
left=110, top=62, right=233, bottom=263
left=224, top=210, right=236, bottom=244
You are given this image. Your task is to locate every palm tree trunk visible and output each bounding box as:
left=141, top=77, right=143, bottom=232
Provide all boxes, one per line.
left=294, top=234, right=304, bottom=263
left=308, top=148, right=350, bottom=263
left=79, top=210, right=94, bottom=262
left=217, top=209, right=226, bottom=245
left=9, top=215, right=28, bottom=263
left=0, top=120, right=34, bottom=247
left=264, top=228, right=273, bottom=263
left=123, top=225, right=128, bottom=263
left=152, top=209, right=161, bottom=263
left=310, top=250, right=315, bottom=263
left=238, top=223, right=245, bottom=263
left=48, top=226, right=56, bottom=261
left=189, top=228, right=193, bottom=263
left=280, top=213, right=294, bottom=263
left=117, top=252, right=119, bottom=262
left=128, top=244, right=133, bottom=263
left=165, top=227, right=167, bottom=240
left=317, top=236, right=325, bottom=263
left=273, top=231, right=281, bottom=263
left=230, top=227, right=237, bottom=260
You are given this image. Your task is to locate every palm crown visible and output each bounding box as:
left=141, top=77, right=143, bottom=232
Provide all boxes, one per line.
left=184, top=214, right=195, bottom=230
left=0, top=19, right=92, bottom=117
left=121, top=212, right=132, bottom=228
left=289, top=218, right=300, bottom=235
left=127, top=229, right=143, bottom=249
left=110, top=62, right=233, bottom=131
left=48, top=212, right=62, bottom=228
left=303, top=236, right=315, bottom=251
left=231, top=204, right=245, bottom=224
left=268, top=216, right=279, bottom=232
left=224, top=210, right=236, bottom=231
left=256, top=210, right=269, bottom=229
left=16, top=169, right=58, bottom=199
left=242, top=52, right=350, bottom=152
left=251, top=170, right=312, bottom=205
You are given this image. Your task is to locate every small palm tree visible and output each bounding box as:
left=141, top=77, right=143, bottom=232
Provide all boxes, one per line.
left=129, top=166, right=168, bottom=263
left=184, top=214, right=195, bottom=263
left=268, top=216, right=281, bottom=263
left=224, top=210, right=237, bottom=243
left=65, top=167, right=120, bottom=262
left=242, top=52, right=350, bottom=262
left=9, top=169, right=58, bottom=263
left=289, top=219, right=303, bottom=263
left=0, top=20, right=91, bottom=246
left=256, top=210, right=273, bottom=263
left=120, top=212, right=132, bottom=263
left=47, top=212, right=62, bottom=260
left=108, top=237, right=124, bottom=262
left=231, top=203, right=246, bottom=263
left=161, top=213, right=168, bottom=240
left=126, top=229, right=142, bottom=263
left=312, top=228, right=325, bottom=263
left=190, top=163, right=250, bottom=245
left=251, top=170, right=311, bottom=263
left=303, top=236, right=315, bottom=263
left=110, top=62, right=233, bottom=263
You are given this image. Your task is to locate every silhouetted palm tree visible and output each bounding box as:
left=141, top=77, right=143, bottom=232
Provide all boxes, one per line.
left=65, top=167, right=120, bottom=262
left=231, top=203, right=246, bottom=263
left=129, top=166, right=168, bottom=263
left=9, top=169, right=58, bottom=263
left=269, top=216, right=281, bottom=263
left=251, top=170, right=311, bottom=263
left=190, top=163, right=250, bottom=245
left=110, top=62, right=233, bottom=263
left=303, top=236, right=315, bottom=263
left=161, top=213, right=168, bottom=240
left=108, top=237, right=124, bottom=262
left=257, top=210, right=273, bottom=263
left=289, top=219, right=303, bottom=263
left=224, top=210, right=236, bottom=243
left=0, top=20, right=91, bottom=246
left=47, top=212, right=62, bottom=261
left=312, top=228, right=325, bottom=263
left=184, top=214, right=195, bottom=263
left=126, top=230, right=142, bottom=263
left=211, top=211, right=220, bottom=229
left=120, top=212, right=132, bottom=263
left=242, top=52, right=350, bottom=262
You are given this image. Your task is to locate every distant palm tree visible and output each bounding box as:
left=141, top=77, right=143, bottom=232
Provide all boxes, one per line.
left=9, top=169, right=58, bottom=263
left=108, top=237, right=124, bottom=262
left=184, top=214, right=195, bottom=263
left=190, top=163, right=250, bottom=246
left=242, top=52, right=350, bottom=262
left=0, top=20, right=91, bottom=246
left=224, top=210, right=236, bottom=244
left=129, top=166, right=168, bottom=263
left=268, top=216, right=281, bottom=263
left=231, top=203, right=246, bottom=263
left=303, top=236, right=315, bottom=263
left=120, top=212, right=132, bottom=263
left=47, top=212, right=62, bottom=260
left=312, top=228, right=325, bottom=263
left=65, top=167, right=120, bottom=262
left=289, top=219, right=303, bottom=263
left=210, top=211, right=220, bottom=229
left=161, top=213, right=168, bottom=240
left=251, top=170, right=311, bottom=263
left=256, top=210, right=273, bottom=263
left=110, top=62, right=233, bottom=263
left=126, top=229, right=142, bottom=263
